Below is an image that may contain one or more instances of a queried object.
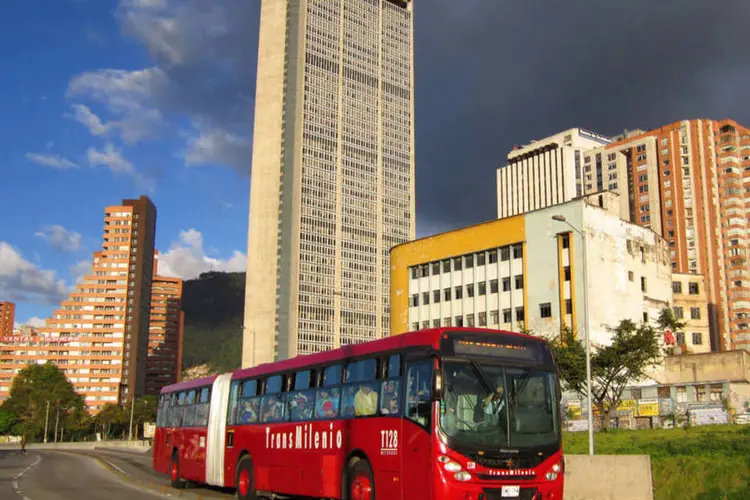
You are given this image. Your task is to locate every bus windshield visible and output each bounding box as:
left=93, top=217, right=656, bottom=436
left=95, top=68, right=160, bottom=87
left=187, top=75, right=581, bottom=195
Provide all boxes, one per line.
left=439, top=360, right=559, bottom=450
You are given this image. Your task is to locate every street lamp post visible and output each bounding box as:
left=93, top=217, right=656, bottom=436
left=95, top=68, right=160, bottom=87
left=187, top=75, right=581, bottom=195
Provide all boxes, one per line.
left=551, top=214, right=595, bottom=455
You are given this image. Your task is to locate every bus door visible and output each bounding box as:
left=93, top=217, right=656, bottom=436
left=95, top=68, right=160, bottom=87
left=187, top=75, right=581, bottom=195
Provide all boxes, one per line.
left=401, top=358, right=434, bottom=499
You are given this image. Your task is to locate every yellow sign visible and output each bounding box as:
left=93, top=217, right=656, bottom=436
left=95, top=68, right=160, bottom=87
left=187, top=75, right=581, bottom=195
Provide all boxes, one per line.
left=637, top=402, right=659, bottom=417
left=617, top=399, right=636, bottom=411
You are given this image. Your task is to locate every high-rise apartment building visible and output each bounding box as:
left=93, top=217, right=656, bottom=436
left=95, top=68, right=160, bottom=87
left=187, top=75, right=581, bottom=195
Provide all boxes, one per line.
left=0, top=301, right=15, bottom=337
left=243, top=0, right=415, bottom=367
left=145, top=253, right=184, bottom=395
left=0, top=196, right=156, bottom=410
left=497, top=119, right=750, bottom=352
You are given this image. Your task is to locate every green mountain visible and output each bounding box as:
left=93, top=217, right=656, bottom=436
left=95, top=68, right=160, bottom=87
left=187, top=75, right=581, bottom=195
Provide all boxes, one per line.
left=181, top=271, right=246, bottom=374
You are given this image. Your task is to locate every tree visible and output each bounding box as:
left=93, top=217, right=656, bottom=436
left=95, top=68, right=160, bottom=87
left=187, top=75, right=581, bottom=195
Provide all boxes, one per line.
left=656, top=307, right=686, bottom=356
left=94, top=403, right=128, bottom=440
left=0, top=362, right=86, bottom=442
left=551, top=319, right=662, bottom=429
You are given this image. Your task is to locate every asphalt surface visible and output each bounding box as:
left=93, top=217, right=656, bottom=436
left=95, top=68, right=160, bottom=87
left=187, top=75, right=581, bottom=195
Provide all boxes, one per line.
left=1, top=449, right=169, bottom=500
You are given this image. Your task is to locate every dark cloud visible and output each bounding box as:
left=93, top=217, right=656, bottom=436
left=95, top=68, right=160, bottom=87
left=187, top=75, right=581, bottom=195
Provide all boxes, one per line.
left=415, top=0, right=750, bottom=233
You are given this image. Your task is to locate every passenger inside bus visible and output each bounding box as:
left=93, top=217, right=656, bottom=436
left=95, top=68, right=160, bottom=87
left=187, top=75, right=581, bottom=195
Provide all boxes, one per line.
left=315, top=388, right=340, bottom=418
left=380, top=380, right=400, bottom=414
left=354, top=384, right=378, bottom=416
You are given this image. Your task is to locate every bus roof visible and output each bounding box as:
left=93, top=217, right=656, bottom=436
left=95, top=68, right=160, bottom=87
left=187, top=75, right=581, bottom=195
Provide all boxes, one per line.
left=160, top=327, right=544, bottom=394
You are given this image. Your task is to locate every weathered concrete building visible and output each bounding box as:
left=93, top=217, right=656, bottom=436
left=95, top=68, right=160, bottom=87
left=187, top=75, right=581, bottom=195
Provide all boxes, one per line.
left=671, top=273, right=712, bottom=353
left=390, top=193, right=673, bottom=347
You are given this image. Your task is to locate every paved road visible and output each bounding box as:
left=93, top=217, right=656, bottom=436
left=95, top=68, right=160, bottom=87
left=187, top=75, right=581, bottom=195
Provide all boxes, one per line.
left=0, top=449, right=166, bottom=500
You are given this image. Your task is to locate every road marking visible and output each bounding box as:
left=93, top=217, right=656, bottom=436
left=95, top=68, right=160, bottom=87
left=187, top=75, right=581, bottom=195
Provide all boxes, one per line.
left=13, top=454, right=42, bottom=500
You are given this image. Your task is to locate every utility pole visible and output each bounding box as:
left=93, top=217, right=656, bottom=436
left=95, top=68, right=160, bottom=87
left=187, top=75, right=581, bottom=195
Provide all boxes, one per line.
left=54, top=408, right=60, bottom=444
left=43, top=401, right=50, bottom=443
left=128, top=395, right=136, bottom=441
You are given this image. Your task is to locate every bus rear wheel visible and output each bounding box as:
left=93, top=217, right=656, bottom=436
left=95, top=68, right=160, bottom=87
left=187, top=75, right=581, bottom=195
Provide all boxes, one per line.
left=347, top=458, right=375, bottom=500
left=235, top=455, right=257, bottom=500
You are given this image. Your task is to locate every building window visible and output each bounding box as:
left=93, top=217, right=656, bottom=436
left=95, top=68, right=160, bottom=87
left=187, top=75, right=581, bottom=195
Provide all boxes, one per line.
left=465, top=254, right=474, bottom=268
left=630, top=388, right=642, bottom=400
left=433, top=290, right=441, bottom=304
left=672, top=281, right=682, bottom=294
left=676, top=332, right=685, bottom=345
left=641, top=277, right=648, bottom=292
left=411, top=322, right=419, bottom=331
left=422, top=321, right=429, bottom=330
left=502, top=277, right=511, bottom=292
left=539, top=303, right=552, bottom=318
left=561, top=234, right=570, bottom=249
left=431, top=262, right=440, bottom=275
left=488, top=251, right=498, bottom=264
left=442, top=259, right=451, bottom=273
left=422, top=292, right=430, bottom=305
left=688, top=282, right=699, bottom=295
left=500, top=247, right=510, bottom=261
left=696, top=386, right=707, bottom=402
left=432, top=319, right=440, bottom=328
left=692, top=332, right=702, bottom=345
left=643, top=312, right=649, bottom=323
left=453, top=257, right=462, bottom=271
left=502, top=309, right=512, bottom=323
left=455, top=316, right=463, bottom=327
left=478, top=312, right=486, bottom=327
left=515, top=307, right=525, bottom=322
left=490, top=310, right=499, bottom=325
left=478, top=282, right=486, bottom=296
left=690, top=307, right=701, bottom=320
left=454, top=286, right=463, bottom=300
left=476, top=253, right=486, bottom=266
left=676, top=386, right=687, bottom=403
left=565, top=299, right=572, bottom=314
left=628, top=271, right=634, bottom=281
left=466, top=284, right=474, bottom=298
left=490, top=279, right=498, bottom=294
left=466, top=314, right=475, bottom=327
left=673, top=307, right=684, bottom=319
left=657, top=387, right=670, bottom=399
left=709, top=384, right=723, bottom=402
left=443, top=317, right=451, bottom=327
left=513, top=245, right=523, bottom=259
left=514, top=275, right=524, bottom=290
left=411, top=267, right=418, bottom=279
left=410, top=294, right=419, bottom=307
left=444, top=288, right=451, bottom=301
left=564, top=266, right=571, bottom=281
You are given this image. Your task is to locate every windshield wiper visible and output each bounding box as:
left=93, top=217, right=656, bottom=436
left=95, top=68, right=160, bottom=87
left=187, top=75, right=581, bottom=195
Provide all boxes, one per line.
left=469, top=360, right=495, bottom=395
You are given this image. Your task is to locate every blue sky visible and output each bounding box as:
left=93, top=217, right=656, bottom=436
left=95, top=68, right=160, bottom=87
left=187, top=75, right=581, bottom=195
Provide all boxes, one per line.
left=3, top=0, right=750, bottom=326
left=0, top=0, right=255, bottom=325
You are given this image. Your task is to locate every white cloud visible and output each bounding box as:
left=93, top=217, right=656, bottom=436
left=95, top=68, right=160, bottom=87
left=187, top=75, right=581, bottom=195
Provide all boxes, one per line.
left=183, top=123, right=249, bottom=169
left=34, top=225, right=83, bottom=252
left=65, top=0, right=255, bottom=171
left=157, top=229, right=245, bottom=280
left=86, top=142, right=153, bottom=190
left=70, top=259, right=92, bottom=284
left=0, top=242, right=68, bottom=305
left=25, top=317, right=47, bottom=328
left=25, top=152, right=79, bottom=169
left=70, top=104, right=111, bottom=136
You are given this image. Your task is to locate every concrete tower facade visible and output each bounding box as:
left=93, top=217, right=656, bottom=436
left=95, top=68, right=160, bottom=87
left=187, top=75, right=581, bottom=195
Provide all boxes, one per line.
left=243, top=0, right=415, bottom=367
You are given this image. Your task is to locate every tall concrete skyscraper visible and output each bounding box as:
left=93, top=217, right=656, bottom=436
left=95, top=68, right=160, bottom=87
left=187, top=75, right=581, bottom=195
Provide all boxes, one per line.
left=243, top=0, right=415, bottom=367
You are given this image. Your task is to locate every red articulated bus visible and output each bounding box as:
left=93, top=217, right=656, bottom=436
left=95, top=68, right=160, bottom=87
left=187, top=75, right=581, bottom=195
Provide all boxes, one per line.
left=153, top=327, right=564, bottom=500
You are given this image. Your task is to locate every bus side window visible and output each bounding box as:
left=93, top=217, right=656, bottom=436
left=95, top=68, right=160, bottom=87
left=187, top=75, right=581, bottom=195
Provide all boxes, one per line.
left=236, top=379, right=260, bottom=425
left=322, top=365, right=342, bottom=387
left=184, top=390, right=197, bottom=427
left=380, top=354, right=402, bottom=416
left=405, top=359, right=433, bottom=428
left=195, top=387, right=211, bottom=427
left=261, top=375, right=286, bottom=423
left=227, top=381, right=240, bottom=425
left=314, top=386, right=340, bottom=419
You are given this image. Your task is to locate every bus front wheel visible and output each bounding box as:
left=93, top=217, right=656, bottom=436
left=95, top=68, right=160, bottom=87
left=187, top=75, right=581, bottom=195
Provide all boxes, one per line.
left=347, top=458, right=375, bottom=500
left=235, top=455, right=257, bottom=500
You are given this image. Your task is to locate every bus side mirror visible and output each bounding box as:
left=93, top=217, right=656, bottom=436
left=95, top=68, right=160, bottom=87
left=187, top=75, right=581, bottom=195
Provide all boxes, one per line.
left=432, top=370, right=443, bottom=401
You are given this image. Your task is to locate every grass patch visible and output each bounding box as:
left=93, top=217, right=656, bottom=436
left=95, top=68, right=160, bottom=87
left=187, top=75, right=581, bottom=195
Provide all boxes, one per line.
left=563, top=425, right=750, bottom=500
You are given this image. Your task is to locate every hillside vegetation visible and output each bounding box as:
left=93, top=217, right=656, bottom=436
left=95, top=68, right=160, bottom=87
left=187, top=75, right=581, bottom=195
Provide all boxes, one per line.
left=564, top=425, right=750, bottom=500
left=182, top=271, right=245, bottom=373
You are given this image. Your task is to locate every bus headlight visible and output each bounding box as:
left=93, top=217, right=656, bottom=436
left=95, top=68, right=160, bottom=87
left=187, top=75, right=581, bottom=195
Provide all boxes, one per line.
left=454, top=471, right=472, bottom=482
left=444, top=461, right=462, bottom=472
left=545, top=462, right=562, bottom=481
